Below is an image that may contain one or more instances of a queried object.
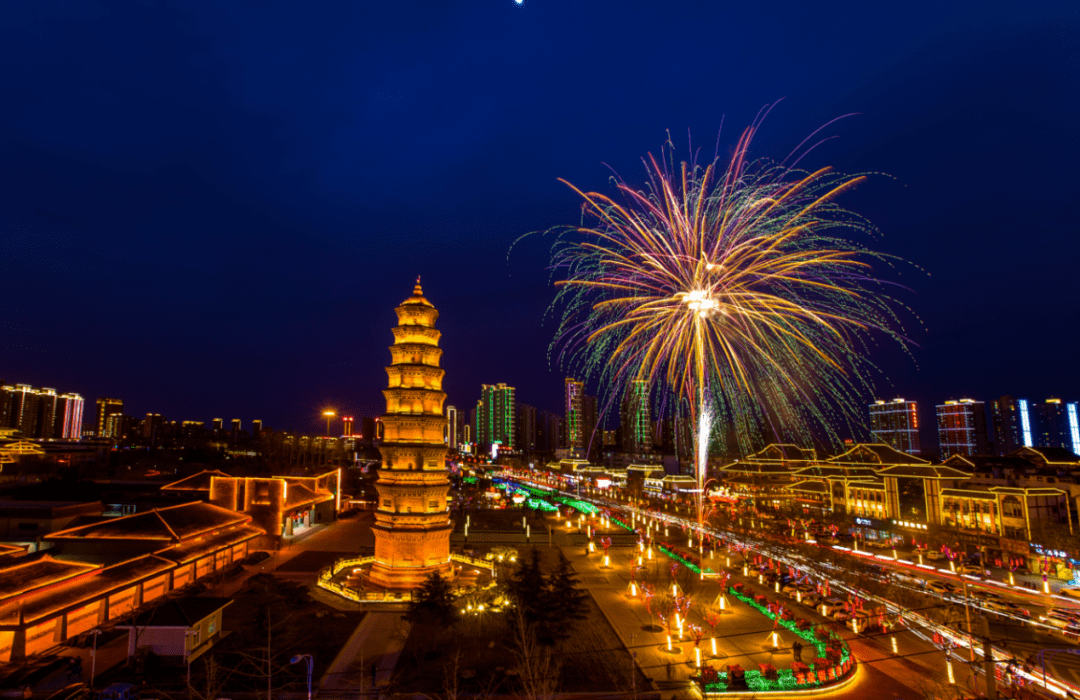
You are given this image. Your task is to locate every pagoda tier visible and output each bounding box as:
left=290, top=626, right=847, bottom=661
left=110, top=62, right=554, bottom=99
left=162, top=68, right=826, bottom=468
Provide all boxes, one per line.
left=370, top=279, right=453, bottom=589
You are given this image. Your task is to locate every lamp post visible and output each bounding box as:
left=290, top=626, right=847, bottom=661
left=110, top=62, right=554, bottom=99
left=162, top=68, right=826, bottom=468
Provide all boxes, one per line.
left=89, top=629, right=102, bottom=689
left=291, top=654, right=314, bottom=700
left=323, top=410, right=336, bottom=437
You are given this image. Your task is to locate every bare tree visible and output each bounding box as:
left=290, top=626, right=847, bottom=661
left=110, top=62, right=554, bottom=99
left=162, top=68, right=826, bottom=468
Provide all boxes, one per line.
left=512, top=607, right=560, bottom=700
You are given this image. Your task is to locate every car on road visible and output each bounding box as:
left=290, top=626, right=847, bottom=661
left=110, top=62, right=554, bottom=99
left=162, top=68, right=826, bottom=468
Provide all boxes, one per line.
left=820, top=597, right=847, bottom=616
left=927, top=580, right=957, bottom=595
left=893, top=571, right=923, bottom=586
left=1040, top=608, right=1080, bottom=630
left=800, top=593, right=824, bottom=609
left=985, top=600, right=1031, bottom=617
left=834, top=609, right=869, bottom=626
left=926, top=550, right=946, bottom=561
left=866, top=539, right=891, bottom=549
left=1059, top=586, right=1080, bottom=600
left=957, top=564, right=989, bottom=578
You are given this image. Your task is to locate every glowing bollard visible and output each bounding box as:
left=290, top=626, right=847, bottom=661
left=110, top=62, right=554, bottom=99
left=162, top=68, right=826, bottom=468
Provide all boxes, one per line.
left=637, top=556, right=643, bottom=566
left=851, top=618, right=858, bottom=634
left=918, top=554, right=924, bottom=566
left=891, top=636, right=898, bottom=655
left=631, top=582, right=637, bottom=597
left=711, top=637, right=718, bottom=656
left=647, top=548, right=653, bottom=560
left=688, top=537, right=693, bottom=548
left=603, top=554, right=610, bottom=567
left=588, top=541, right=595, bottom=552
left=695, top=647, right=702, bottom=669
left=796, top=591, right=802, bottom=603
left=672, top=582, right=678, bottom=596
left=719, top=596, right=726, bottom=611
left=950, top=560, right=956, bottom=572
left=743, top=564, right=749, bottom=576
left=678, top=619, right=684, bottom=639
left=892, top=549, right=898, bottom=560
left=726, top=556, right=731, bottom=567
left=1044, top=578, right=1051, bottom=594
left=771, top=631, right=779, bottom=649
left=758, top=574, right=764, bottom=585
left=1009, top=571, right=1015, bottom=586
left=774, top=581, right=780, bottom=593
left=667, top=635, right=673, bottom=652
left=821, top=604, right=827, bottom=616
left=665, top=526, right=669, bottom=537
left=639, top=541, right=644, bottom=552
left=946, top=659, right=955, bottom=684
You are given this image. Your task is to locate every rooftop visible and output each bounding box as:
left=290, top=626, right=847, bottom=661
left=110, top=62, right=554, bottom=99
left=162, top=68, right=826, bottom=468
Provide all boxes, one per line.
left=46, top=502, right=250, bottom=543
left=118, top=597, right=233, bottom=628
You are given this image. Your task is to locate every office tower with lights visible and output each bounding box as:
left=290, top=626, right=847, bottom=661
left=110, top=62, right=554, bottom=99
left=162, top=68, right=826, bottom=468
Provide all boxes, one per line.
left=251, top=419, right=262, bottom=437
left=565, top=378, right=584, bottom=451
left=143, top=413, right=165, bottom=443
left=342, top=416, right=354, bottom=437
left=445, top=406, right=458, bottom=449
left=1035, top=399, right=1080, bottom=453
left=620, top=380, right=653, bottom=454
left=868, top=398, right=921, bottom=454
left=937, top=399, right=989, bottom=458
left=991, top=396, right=1034, bottom=454
left=95, top=397, right=123, bottom=438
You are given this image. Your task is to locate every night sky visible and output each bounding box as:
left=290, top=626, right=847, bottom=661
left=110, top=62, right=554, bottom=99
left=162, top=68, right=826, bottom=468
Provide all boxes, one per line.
left=2, top=2, right=1077, bottom=448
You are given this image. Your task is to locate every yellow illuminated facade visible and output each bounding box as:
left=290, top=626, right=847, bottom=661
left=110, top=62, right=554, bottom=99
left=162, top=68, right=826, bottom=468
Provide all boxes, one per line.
left=369, top=280, right=453, bottom=588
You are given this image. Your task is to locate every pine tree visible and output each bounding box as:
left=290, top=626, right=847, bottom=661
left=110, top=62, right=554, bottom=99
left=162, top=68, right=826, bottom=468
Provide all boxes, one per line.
left=407, top=572, right=456, bottom=627
left=543, top=552, right=587, bottom=641
left=508, top=548, right=548, bottom=628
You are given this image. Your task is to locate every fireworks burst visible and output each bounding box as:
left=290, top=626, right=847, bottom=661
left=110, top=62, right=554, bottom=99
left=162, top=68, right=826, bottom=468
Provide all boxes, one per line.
left=546, top=108, right=915, bottom=455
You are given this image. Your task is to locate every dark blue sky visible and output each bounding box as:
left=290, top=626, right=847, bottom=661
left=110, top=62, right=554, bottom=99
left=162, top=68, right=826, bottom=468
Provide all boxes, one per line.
left=2, top=1, right=1077, bottom=446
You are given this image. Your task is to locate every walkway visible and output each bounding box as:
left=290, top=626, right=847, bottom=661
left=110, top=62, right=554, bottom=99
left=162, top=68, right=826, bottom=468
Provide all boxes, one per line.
left=319, top=612, right=411, bottom=695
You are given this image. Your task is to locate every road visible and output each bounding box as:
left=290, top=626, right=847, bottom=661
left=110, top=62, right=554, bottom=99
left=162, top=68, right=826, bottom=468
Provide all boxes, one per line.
left=505, top=474, right=1080, bottom=698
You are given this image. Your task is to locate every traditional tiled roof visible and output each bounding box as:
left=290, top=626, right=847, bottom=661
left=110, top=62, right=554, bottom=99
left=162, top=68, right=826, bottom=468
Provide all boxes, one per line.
left=0, top=555, right=176, bottom=625
left=283, top=483, right=332, bottom=510
left=828, top=443, right=931, bottom=466
left=46, top=502, right=249, bottom=543
left=0, top=555, right=100, bottom=603
left=118, top=597, right=233, bottom=628
left=156, top=525, right=263, bottom=565
left=161, top=470, right=232, bottom=491
left=876, top=464, right=972, bottom=479
left=750, top=444, right=816, bottom=461
left=1010, top=446, right=1080, bottom=465
left=787, top=480, right=828, bottom=494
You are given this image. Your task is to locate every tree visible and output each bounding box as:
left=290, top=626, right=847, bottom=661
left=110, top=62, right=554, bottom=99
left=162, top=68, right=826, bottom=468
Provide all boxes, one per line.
left=406, top=572, right=456, bottom=627
left=508, top=549, right=548, bottom=628
left=543, top=553, right=587, bottom=642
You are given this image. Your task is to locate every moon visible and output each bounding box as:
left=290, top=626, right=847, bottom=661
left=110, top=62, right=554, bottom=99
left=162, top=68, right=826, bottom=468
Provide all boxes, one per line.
left=514, top=0, right=524, bottom=5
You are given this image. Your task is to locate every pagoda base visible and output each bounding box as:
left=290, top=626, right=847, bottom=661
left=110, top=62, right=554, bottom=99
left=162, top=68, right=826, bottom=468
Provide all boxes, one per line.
left=368, top=559, right=454, bottom=589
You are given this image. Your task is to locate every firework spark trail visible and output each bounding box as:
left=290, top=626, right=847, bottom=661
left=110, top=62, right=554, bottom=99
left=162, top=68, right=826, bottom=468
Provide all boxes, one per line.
left=545, top=110, right=916, bottom=455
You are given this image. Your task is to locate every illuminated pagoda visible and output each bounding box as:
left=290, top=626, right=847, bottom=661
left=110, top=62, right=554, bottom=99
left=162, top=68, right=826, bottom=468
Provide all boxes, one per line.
left=369, top=279, right=453, bottom=588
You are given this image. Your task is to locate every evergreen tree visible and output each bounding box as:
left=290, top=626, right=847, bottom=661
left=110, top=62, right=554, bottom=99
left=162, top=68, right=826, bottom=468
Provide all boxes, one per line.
left=406, top=572, right=456, bottom=627
left=544, top=552, right=588, bottom=641
left=508, top=548, right=548, bottom=627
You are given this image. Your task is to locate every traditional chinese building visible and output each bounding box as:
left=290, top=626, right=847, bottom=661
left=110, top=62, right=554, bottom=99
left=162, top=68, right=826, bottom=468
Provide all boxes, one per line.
left=369, top=280, right=453, bottom=588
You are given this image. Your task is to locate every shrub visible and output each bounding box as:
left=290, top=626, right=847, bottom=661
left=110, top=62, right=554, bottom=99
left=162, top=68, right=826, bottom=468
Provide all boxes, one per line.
left=791, top=661, right=810, bottom=674
left=796, top=618, right=812, bottom=631
left=759, top=663, right=778, bottom=680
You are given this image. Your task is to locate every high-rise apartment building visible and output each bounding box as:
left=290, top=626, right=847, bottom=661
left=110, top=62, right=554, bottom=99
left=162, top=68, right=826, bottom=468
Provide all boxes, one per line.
left=252, top=419, right=263, bottom=437
left=936, top=399, right=989, bottom=458
left=538, top=410, right=562, bottom=452
left=582, top=394, right=598, bottom=458
left=342, top=416, right=354, bottom=438
left=518, top=403, right=537, bottom=452
left=95, top=398, right=124, bottom=438
left=476, top=384, right=516, bottom=451
left=991, top=396, right=1032, bottom=455
left=868, top=398, right=921, bottom=454
left=1035, top=399, right=1080, bottom=453
left=231, top=419, right=241, bottom=440
left=211, top=418, right=223, bottom=433
left=620, top=380, right=652, bottom=454
left=564, top=378, right=584, bottom=451
left=143, top=413, right=165, bottom=442
left=55, top=393, right=84, bottom=439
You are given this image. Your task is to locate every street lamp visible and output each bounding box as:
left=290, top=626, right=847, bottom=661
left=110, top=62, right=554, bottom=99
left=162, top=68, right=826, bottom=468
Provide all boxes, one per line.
left=292, top=653, right=314, bottom=700
left=322, top=410, right=336, bottom=437
left=89, top=629, right=102, bottom=689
